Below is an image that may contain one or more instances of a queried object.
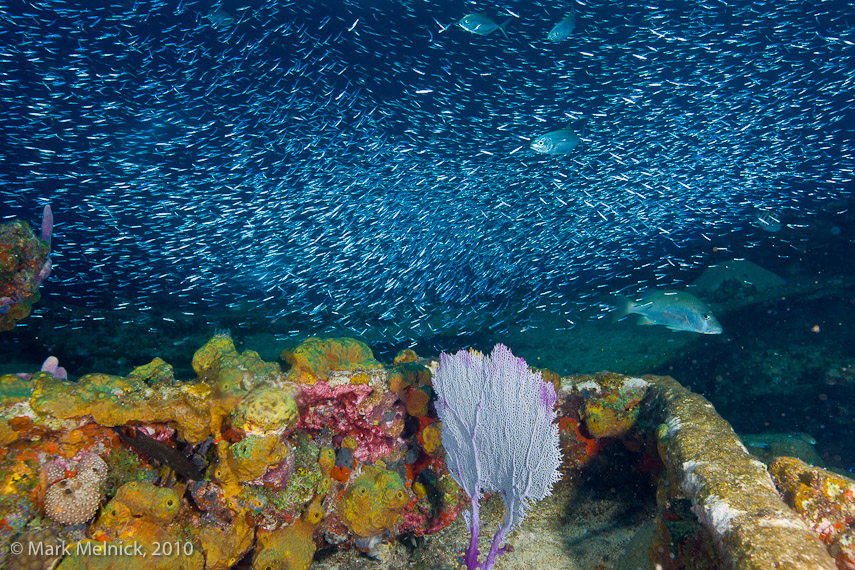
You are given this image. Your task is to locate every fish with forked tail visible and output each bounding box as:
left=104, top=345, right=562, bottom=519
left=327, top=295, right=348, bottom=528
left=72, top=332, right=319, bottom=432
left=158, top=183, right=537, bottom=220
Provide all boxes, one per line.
left=458, top=14, right=511, bottom=37
left=613, top=289, right=722, bottom=334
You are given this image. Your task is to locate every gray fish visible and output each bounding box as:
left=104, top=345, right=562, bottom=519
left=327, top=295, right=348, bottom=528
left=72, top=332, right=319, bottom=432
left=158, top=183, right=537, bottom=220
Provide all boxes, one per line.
left=614, top=290, right=722, bottom=334
left=530, top=129, right=580, bottom=155
left=547, top=13, right=576, bottom=42
left=113, top=427, right=206, bottom=480
left=458, top=14, right=509, bottom=37
left=740, top=432, right=817, bottom=449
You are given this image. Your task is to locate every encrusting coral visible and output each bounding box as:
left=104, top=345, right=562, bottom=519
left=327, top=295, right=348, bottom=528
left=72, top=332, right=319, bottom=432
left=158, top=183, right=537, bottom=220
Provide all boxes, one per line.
left=0, top=209, right=51, bottom=332
left=280, top=337, right=381, bottom=385
left=72, top=481, right=206, bottom=570
left=7, top=528, right=63, bottom=570
left=769, top=456, right=855, bottom=569
left=232, top=384, right=299, bottom=435
left=253, top=496, right=325, bottom=570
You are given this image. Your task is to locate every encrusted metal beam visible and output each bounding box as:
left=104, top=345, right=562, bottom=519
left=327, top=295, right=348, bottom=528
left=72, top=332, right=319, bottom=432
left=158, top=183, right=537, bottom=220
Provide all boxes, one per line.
left=643, top=374, right=837, bottom=570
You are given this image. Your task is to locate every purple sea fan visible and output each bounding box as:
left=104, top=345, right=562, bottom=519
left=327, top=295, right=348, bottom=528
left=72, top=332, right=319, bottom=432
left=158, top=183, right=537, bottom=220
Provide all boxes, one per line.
left=433, top=344, right=562, bottom=570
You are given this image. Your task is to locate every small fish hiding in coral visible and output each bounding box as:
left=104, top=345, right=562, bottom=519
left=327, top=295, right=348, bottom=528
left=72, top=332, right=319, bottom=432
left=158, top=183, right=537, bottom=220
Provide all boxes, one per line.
left=112, top=427, right=205, bottom=480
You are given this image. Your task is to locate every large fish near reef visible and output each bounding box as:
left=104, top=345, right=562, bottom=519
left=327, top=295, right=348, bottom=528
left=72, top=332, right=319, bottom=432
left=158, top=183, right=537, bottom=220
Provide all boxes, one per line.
left=530, top=129, right=581, bottom=155
left=614, top=290, right=723, bottom=334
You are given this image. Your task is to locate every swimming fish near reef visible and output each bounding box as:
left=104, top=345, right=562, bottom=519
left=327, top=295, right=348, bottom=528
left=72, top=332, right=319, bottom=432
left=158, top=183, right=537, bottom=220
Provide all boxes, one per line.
left=614, top=290, right=723, bottom=334
left=740, top=432, right=817, bottom=449
left=547, top=13, right=576, bottom=41
left=530, top=129, right=581, bottom=155
left=458, top=14, right=509, bottom=37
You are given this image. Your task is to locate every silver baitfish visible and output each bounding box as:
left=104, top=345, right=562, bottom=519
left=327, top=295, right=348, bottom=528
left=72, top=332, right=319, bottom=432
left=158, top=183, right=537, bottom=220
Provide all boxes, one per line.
left=530, top=129, right=581, bottom=155
left=614, top=290, right=723, bottom=334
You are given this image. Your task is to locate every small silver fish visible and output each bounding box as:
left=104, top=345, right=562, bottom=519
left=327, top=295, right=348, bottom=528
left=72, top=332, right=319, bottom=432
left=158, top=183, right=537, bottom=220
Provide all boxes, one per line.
left=614, top=290, right=723, bottom=334
left=547, top=13, right=576, bottom=42
left=530, top=129, right=580, bottom=155
left=458, top=14, right=509, bottom=37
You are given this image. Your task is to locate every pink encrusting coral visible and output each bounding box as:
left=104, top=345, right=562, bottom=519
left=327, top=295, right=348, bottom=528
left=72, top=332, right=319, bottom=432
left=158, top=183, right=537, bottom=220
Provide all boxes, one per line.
left=297, top=380, right=407, bottom=463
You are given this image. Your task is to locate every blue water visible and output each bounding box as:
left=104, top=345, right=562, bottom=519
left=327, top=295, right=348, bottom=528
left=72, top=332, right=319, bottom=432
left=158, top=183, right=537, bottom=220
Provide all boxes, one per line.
left=2, top=0, right=852, bottom=340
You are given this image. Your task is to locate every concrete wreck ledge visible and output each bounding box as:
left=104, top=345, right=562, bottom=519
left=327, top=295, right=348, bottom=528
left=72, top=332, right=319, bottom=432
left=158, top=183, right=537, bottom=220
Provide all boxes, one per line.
left=564, top=373, right=838, bottom=570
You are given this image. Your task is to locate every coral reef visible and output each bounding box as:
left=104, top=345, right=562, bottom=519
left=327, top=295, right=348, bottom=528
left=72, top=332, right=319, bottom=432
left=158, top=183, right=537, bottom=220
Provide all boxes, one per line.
left=7, top=528, right=64, bottom=570
left=769, top=457, right=855, bottom=569
left=832, top=530, right=855, bottom=570
left=44, top=477, right=101, bottom=525
left=335, top=462, right=410, bottom=539
left=388, top=361, right=433, bottom=418
left=280, top=337, right=381, bottom=385
left=1, top=333, right=851, bottom=569
left=252, top=496, right=324, bottom=570
left=127, top=357, right=175, bottom=387
left=573, top=374, right=647, bottom=438
left=0, top=212, right=51, bottom=332
left=195, top=515, right=254, bottom=570
left=297, top=373, right=406, bottom=464
left=231, top=384, right=298, bottom=435
left=44, top=454, right=107, bottom=525
left=72, top=481, right=205, bottom=569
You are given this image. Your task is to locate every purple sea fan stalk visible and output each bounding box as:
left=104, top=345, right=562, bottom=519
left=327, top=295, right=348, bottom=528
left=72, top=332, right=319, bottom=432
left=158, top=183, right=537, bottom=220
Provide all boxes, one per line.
left=433, top=343, right=562, bottom=570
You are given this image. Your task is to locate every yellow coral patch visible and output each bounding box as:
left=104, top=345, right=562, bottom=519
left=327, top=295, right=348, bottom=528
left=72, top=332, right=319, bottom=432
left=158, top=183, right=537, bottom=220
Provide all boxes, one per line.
left=232, top=385, right=298, bottom=434
left=280, top=337, right=380, bottom=385
left=336, top=464, right=410, bottom=538
left=253, top=520, right=318, bottom=570
left=226, top=435, right=288, bottom=482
